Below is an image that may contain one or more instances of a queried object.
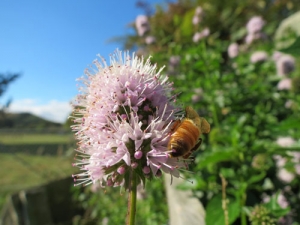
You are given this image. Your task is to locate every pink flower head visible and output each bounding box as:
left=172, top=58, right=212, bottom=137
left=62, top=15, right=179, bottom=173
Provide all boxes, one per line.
left=145, top=36, right=156, bottom=45
left=277, top=192, right=289, bottom=208
left=277, top=78, right=292, bottom=90
left=169, top=56, right=180, bottom=66
left=245, top=32, right=267, bottom=45
left=276, top=55, right=295, bottom=77
left=193, top=28, right=210, bottom=43
left=192, top=6, right=203, bottom=25
left=295, top=164, right=300, bottom=175
left=135, top=15, right=150, bottom=36
left=250, top=51, right=268, bottom=63
left=168, top=56, right=181, bottom=75
left=285, top=100, right=293, bottom=109
left=72, top=50, right=184, bottom=188
left=272, top=51, right=283, bottom=61
left=273, top=155, right=287, bottom=167
left=276, top=137, right=295, bottom=147
left=191, top=88, right=203, bottom=103
left=192, top=15, right=201, bottom=25
left=246, top=16, right=265, bottom=34
left=277, top=168, right=295, bottom=183
left=227, top=43, right=239, bottom=58
left=195, top=6, right=203, bottom=16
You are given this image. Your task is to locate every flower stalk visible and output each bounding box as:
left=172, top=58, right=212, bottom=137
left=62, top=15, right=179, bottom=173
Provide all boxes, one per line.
left=127, top=169, right=137, bottom=225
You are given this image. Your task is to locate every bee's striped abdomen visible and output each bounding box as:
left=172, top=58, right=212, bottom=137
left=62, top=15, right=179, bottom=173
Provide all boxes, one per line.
left=168, top=119, right=200, bottom=158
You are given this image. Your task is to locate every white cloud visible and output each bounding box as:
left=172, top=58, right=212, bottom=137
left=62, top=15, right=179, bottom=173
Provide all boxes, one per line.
left=7, top=99, right=72, bottom=123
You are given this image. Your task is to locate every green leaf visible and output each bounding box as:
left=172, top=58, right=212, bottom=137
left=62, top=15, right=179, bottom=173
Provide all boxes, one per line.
left=278, top=37, right=300, bottom=57
left=247, top=172, right=266, bottom=185
left=135, top=165, right=146, bottom=187
left=206, top=194, right=240, bottom=225
left=220, top=168, right=235, bottom=178
left=197, top=149, right=238, bottom=169
left=179, top=10, right=194, bottom=38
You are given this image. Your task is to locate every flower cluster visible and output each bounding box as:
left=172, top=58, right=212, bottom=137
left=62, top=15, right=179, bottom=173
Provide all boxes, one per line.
left=145, top=36, right=156, bottom=45
left=135, top=15, right=150, bottom=36
left=193, top=28, right=210, bottom=43
left=245, top=16, right=267, bottom=45
left=250, top=51, right=268, bottom=63
left=277, top=78, right=292, bottom=90
left=191, top=6, right=209, bottom=43
left=242, top=16, right=296, bottom=91
left=274, top=137, right=300, bottom=182
left=71, top=50, right=186, bottom=189
left=249, top=205, right=276, bottom=225
left=135, top=15, right=156, bottom=45
left=227, top=43, right=239, bottom=58
left=272, top=52, right=296, bottom=92
left=227, top=16, right=267, bottom=59
left=168, top=55, right=181, bottom=75
left=191, top=88, right=203, bottom=103
left=276, top=54, right=295, bottom=77
left=192, top=6, right=203, bottom=25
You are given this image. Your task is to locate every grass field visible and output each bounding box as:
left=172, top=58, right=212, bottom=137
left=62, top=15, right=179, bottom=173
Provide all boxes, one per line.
left=0, top=133, right=74, bottom=145
left=0, top=132, right=77, bottom=211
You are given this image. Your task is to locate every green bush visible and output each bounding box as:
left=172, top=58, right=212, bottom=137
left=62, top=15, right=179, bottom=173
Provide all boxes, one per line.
left=123, top=0, right=300, bottom=224
left=75, top=1, right=300, bottom=224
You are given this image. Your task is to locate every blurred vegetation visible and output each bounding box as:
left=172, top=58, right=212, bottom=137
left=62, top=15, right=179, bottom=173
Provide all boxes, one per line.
left=0, top=73, right=19, bottom=103
left=72, top=178, right=168, bottom=225
left=0, top=72, right=20, bottom=127
left=117, top=0, right=300, bottom=224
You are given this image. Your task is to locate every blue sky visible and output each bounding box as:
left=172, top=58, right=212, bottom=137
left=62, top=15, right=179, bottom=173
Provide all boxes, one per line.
left=0, top=0, right=165, bottom=123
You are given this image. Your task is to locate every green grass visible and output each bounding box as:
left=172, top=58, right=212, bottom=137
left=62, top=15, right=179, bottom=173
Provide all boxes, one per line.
left=0, top=132, right=78, bottom=211
left=0, top=153, right=76, bottom=191
left=0, top=133, right=74, bottom=145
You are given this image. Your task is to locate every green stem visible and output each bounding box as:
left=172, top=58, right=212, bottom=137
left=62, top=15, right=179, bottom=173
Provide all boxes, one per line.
left=241, top=194, right=247, bottom=225
left=126, top=170, right=137, bottom=225
left=239, top=154, right=247, bottom=225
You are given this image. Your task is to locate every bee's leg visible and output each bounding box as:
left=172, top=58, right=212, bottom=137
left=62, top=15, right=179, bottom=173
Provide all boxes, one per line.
left=183, top=138, right=202, bottom=159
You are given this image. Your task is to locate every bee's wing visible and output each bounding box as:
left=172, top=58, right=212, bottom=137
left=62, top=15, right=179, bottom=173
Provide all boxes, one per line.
left=185, top=106, right=199, bottom=120
left=186, top=106, right=210, bottom=134
left=200, top=117, right=210, bottom=134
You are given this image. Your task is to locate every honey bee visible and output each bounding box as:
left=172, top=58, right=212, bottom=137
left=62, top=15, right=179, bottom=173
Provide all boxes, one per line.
left=168, top=106, right=210, bottom=158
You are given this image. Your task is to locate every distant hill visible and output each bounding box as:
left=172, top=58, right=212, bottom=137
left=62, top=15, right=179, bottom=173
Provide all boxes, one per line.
left=0, top=112, right=63, bottom=129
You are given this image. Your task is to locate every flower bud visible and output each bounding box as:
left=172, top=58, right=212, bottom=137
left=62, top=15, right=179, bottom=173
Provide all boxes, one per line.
left=134, top=150, right=143, bottom=159
left=143, top=166, right=151, bottom=174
